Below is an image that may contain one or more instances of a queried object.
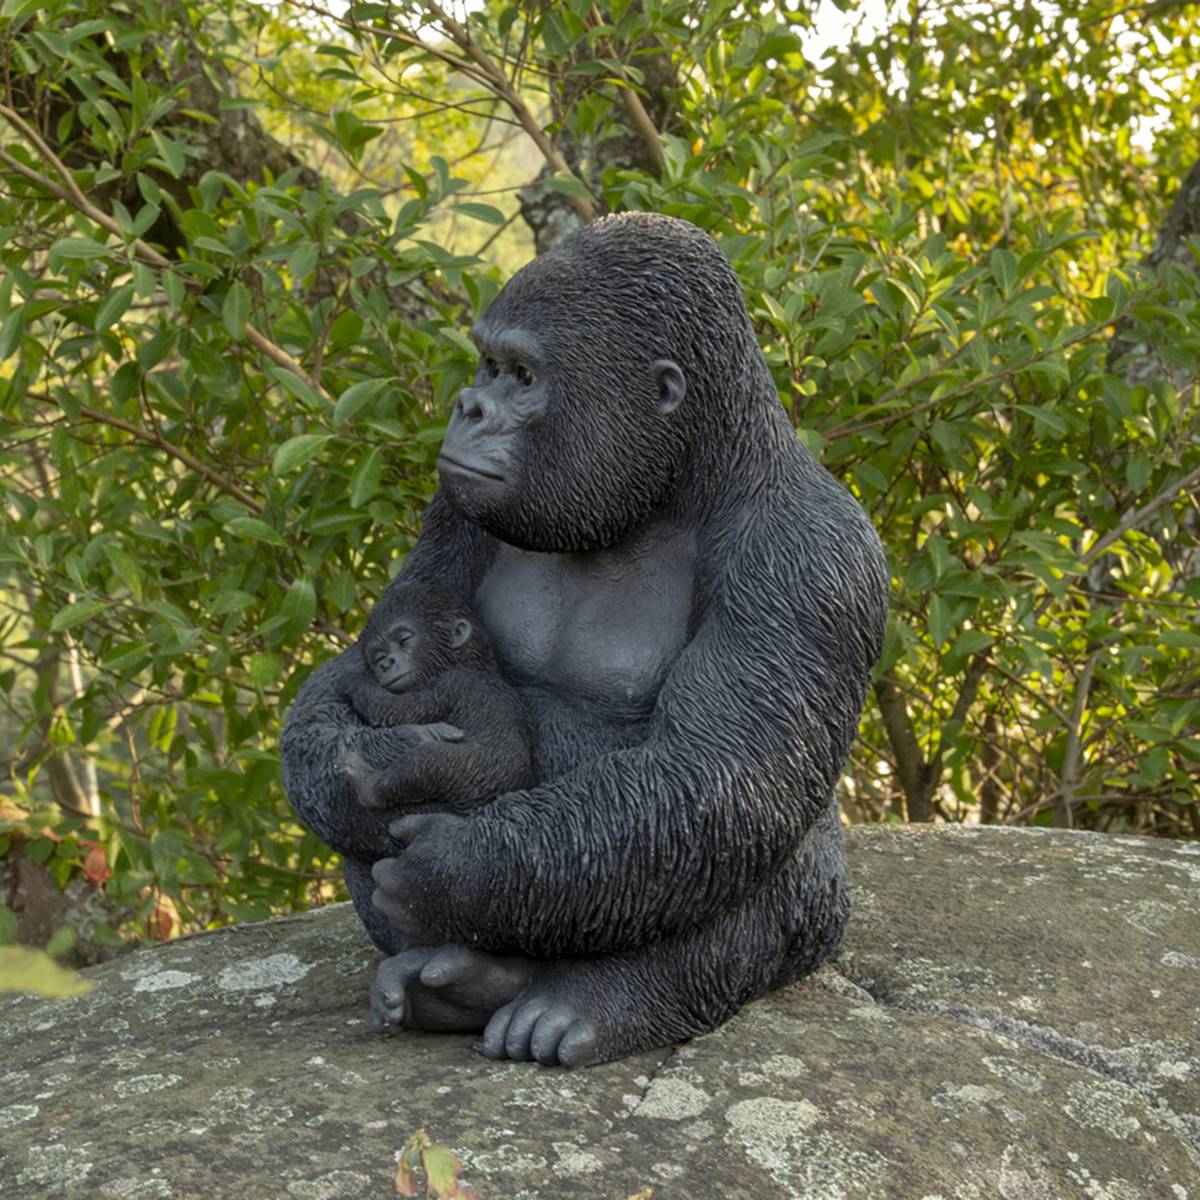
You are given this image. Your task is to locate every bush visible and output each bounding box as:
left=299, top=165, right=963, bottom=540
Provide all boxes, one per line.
left=0, top=0, right=1196, bottom=947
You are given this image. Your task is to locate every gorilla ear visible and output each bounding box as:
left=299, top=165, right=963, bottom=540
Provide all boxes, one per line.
left=651, top=359, right=686, bottom=416
left=449, top=618, right=472, bottom=649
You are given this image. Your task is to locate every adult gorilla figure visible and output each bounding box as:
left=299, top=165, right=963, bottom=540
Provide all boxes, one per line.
left=281, top=212, right=888, bottom=1067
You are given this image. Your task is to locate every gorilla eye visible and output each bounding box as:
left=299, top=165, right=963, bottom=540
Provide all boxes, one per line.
left=514, top=363, right=535, bottom=387
left=481, top=356, right=499, bottom=378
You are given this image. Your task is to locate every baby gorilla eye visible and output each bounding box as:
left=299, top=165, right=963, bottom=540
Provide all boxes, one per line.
left=514, top=363, right=535, bottom=387
left=481, top=356, right=499, bottom=378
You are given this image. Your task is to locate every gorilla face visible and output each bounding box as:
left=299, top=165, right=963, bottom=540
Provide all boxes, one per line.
left=361, top=585, right=477, bottom=691
left=437, top=244, right=692, bottom=554
left=436, top=325, right=553, bottom=535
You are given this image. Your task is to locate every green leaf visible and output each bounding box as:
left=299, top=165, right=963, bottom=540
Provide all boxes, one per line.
left=927, top=593, right=954, bottom=649
left=227, top=517, right=287, bottom=546
left=1125, top=456, right=1152, bottom=493
left=334, top=379, right=389, bottom=426
left=279, top=578, right=317, bottom=642
left=544, top=173, right=595, bottom=202
left=222, top=282, right=251, bottom=340
left=50, top=598, right=108, bottom=632
left=451, top=202, right=507, bottom=226
left=248, top=651, right=280, bottom=688
left=95, top=282, right=135, bottom=332
left=150, top=129, right=186, bottom=178
left=106, top=545, right=143, bottom=601
left=272, top=434, right=330, bottom=476
left=288, top=241, right=319, bottom=279
left=50, top=236, right=111, bottom=260
left=163, top=270, right=185, bottom=310
left=0, top=306, right=27, bottom=362
left=943, top=628, right=992, bottom=673
left=349, top=446, right=383, bottom=507
left=990, top=248, right=1018, bottom=295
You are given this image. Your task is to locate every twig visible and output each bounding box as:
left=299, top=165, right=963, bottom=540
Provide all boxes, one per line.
left=423, top=0, right=598, bottom=223
left=1081, top=461, right=1200, bottom=568
left=28, top=391, right=262, bottom=513
left=1056, top=651, right=1100, bottom=829
left=0, top=106, right=332, bottom=404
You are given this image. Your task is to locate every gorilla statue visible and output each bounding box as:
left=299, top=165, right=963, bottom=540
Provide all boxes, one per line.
left=337, top=582, right=535, bottom=812
left=281, top=212, right=889, bottom=1068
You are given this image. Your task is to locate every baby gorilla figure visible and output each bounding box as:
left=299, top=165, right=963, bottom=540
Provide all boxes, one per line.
left=338, top=583, right=535, bottom=812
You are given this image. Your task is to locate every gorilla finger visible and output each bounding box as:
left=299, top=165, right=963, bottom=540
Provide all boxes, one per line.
left=389, top=814, right=436, bottom=845
left=371, top=857, right=405, bottom=889
left=420, top=945, right=478, bottom=989
left=370, top=980, right=406, bottom=1031
left=375, top=949, right=428, bottom=1003
left=370, top=991, right=405, bottom=1033
left=557, top=1020, right=600, bottom=1069
left=530, top=1007, right=577, bottom=1067
left=504, top=998, right=550, bottom=1061
left=428, top=723, right=465, bottom=743
left=479, top=1001, right=520, bottom=1060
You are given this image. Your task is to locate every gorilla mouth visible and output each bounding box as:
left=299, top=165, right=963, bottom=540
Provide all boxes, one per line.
left=379, top=670, right=412, bottom=692
left=437, top=453, right=505, bottom=482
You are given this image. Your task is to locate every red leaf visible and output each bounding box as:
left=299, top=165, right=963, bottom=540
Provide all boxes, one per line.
left=83, top=842, right=110, bottom=886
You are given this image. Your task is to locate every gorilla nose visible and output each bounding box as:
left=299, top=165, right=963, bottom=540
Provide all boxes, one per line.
left=456, top=387, right=494, bottom=423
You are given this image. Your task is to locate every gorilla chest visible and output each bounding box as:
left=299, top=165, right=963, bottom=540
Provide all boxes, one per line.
left=474, top=532, right=696, bottom=718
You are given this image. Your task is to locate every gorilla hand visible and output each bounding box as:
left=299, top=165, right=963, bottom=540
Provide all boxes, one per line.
left=371, top=944, right=533, bottom=1035
left=372, top=813, right=471, bottom=944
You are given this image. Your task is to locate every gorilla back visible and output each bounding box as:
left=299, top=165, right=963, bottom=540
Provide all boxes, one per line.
left=282, top=212, right=889, bottom=1067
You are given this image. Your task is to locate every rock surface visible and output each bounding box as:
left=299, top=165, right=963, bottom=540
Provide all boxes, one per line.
left=1, top=826, right=1198, bottom=1199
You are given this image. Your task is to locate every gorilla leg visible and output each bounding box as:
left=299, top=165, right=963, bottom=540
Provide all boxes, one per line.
left=480, top=812, right=849, bottom=1066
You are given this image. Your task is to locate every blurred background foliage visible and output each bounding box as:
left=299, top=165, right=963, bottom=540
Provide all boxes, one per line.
left=0, top=0, right=1197, bottom=965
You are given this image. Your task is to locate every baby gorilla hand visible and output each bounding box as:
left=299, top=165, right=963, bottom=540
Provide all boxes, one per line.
left=372, top=813, right=469, bottom=944
left=371, top=944, right=533, bottom=1035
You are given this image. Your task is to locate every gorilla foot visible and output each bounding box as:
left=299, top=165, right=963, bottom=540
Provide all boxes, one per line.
left=478, top=991, right=599, bottom=1068
left=371, top=944, right=533, bottom=1035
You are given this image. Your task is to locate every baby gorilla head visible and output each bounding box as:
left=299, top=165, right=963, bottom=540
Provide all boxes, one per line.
left=361, top=584, right=490, bottom=693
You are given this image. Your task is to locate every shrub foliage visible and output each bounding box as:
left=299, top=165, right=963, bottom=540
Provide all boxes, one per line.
left=1, top=0, right=1197, bottom=946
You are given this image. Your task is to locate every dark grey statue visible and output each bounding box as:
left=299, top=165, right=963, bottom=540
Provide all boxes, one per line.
left=281, top=213, right=889, bottom=1067
left=336, top=582, right=535, bottom=812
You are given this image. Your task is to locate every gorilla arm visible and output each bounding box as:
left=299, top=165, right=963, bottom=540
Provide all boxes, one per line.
left=375, top=524, right=886, bottom=958
left=282, top=494, right=494, bottom=863
left=350, top=677, right=455, bottom=728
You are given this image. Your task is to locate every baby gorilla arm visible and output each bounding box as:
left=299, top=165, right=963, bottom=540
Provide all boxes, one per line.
left=349, top=678, right=452, bottom=728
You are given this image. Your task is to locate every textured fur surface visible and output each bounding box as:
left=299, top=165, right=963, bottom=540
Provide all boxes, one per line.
left=340, top=584, right=535, bottom=811
left=282, top=213, right=889, bottom=1064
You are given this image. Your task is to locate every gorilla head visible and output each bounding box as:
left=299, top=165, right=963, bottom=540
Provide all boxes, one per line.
left=360, top=583, right=491, bottom=692
left=437, top=213, right=772, bottom=553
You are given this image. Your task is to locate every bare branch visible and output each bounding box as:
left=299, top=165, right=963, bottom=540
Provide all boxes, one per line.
left=1081, top=461, right=1200, bottom=568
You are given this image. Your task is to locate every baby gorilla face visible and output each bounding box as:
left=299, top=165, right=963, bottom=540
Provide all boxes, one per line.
left=366, top=617, right=420, bottom=693
left=360, top=584, right=481, bottom=695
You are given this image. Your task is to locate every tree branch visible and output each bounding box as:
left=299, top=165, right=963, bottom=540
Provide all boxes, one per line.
left=1081, top=461, right=1200, bottom=568
left=28, top=391, right=262, bottom=514
left=0, top=106, right=332, bottom=405
left=587, top=5, right=663, bottom=172
left=422, top=1, right=598, bottom=223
